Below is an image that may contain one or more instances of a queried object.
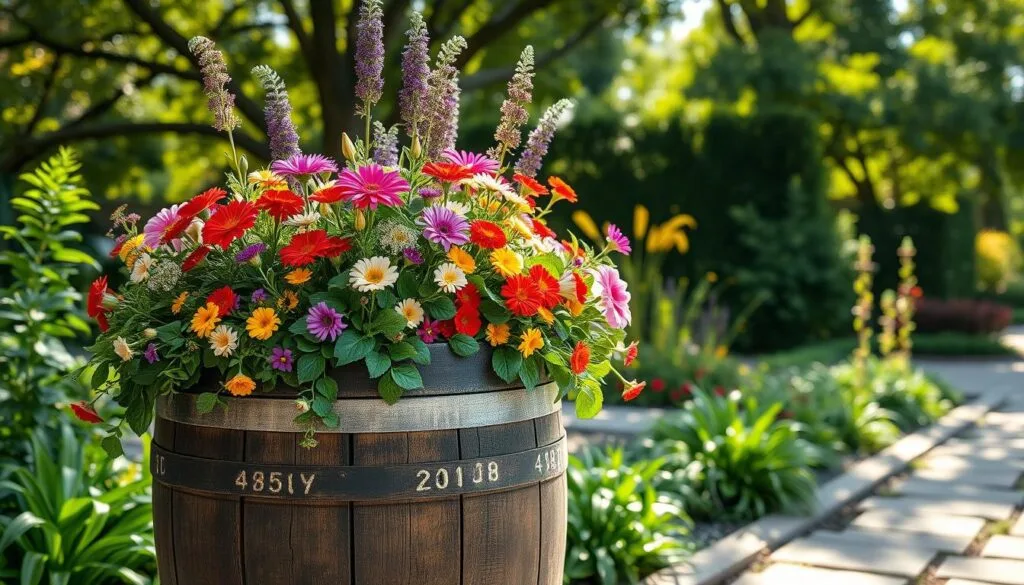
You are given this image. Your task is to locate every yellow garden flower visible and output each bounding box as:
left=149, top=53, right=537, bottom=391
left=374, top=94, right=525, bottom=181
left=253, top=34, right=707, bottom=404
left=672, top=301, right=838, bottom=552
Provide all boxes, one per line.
left=247, top=169, right=286, bottom=191
left=285, top=268, right=312, bottom=285
left=517, top=328, right=544, bottom=358
left=537, top=307, right=555, bottom=325
left=246, top=307, right=281, bottom=340
left=490, top=248, right=523, bottom=278
left=224, top=373, right=256, bottom=397
left=447, top=247, right=476, bottom=274
left=118, top=234, right=146, bottom=269
left=190, top=302, right=221, bottom=338
left=485, top=323, right=510, bottom=346
left=506, top=215, right=533, bottom=239
left=571, top=210, right=601, bottom=242
left=564, top=298, right=585, bottom=317
left=171, top=291, right=189, bottom=314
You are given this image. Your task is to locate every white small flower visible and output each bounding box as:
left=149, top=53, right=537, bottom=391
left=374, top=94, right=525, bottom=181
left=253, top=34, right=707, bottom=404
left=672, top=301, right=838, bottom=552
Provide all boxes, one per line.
left=130, top=253, right=153, bottom=283
left=185, top=218, right=204, bottom=243
left=433, top=262, right=467, bottom=293
left=464, top=173, right=515, bottom=198
left=350, top=256, right=400, bottom=292
left=503, top=191, right=533, bottom=212
left=379, top=220, right=418, bottom=254
left=209, top=325, right=239, bottom=357
left=284, top=211, right=321, bottom=228
left=442, top=200, right=471, bottom=216
left=113, top=337, right=134, bottom=361
left=395, top=298, right=425, bottom=328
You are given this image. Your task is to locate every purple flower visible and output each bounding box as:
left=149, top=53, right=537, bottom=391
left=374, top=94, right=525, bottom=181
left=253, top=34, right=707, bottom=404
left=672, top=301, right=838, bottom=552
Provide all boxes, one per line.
left=354, top=0, right=385, bottom=108
left=425, top=37, right=466, bottom=158
left=271, top=154, right=338, bottom=177
left=403, top=247, right=424, bottom=265
left=417, top=205, right=469, bottom=251
left=399, top=12, right=431, bottom=137
left=269, top=347, right=294, bottom=372
left=142, top=204, right=181, bottom=249
left=418, top=318, right=440, bottom=343
left=418, top=186, right=442, bottom=199
left=443, top=149, right=499, bottom=175
left=235, top=242, right=267, bottom=263
left=253, top=65, right=301, bottom=162
left=144, top=343, right=159, bottom=364
left=515, top=99, right=573, bottom=178
left=188, top=36, right=239, bottom=132
left=373, top=122, right=399, bottom=167
left=494, top=46, right=534, bottom=151
left=251, top=288, right=268, bottom=304
left=606, top=224, right=632, bottom=255
left=306, top=302, right=347, bottom=342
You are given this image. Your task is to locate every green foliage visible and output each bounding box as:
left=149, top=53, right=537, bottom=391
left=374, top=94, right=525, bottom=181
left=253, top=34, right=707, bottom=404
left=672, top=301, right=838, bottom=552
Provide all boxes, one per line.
left=564, top=446, right=690, bottom=585
left=976, top=230, right=1023, bottom=293
left=0, top=147, right=97, bottom=463
left=831, top=358, right=954, bottom=433
left=650, top=389, right=819, bottom=521
left=0, top=425, right=156, bottom=583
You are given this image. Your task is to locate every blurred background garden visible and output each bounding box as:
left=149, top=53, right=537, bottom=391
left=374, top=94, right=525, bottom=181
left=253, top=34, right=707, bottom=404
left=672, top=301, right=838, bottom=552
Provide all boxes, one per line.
left=2, top=0, right=1024, bottom=583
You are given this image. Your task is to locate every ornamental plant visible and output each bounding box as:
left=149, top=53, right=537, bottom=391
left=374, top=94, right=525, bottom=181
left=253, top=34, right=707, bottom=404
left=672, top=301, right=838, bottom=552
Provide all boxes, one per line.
left=73, top=2, right=641, bottom=451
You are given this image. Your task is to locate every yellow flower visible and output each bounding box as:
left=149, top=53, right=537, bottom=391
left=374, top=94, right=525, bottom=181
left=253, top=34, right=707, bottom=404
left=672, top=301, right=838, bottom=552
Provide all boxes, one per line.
left=247, top=169, right=286, bottom=190
left=572, top=210, right=601, bottom=243
left=190, top=302, right=221, bottom=338
left=224, top=373, right=255, bottom=397
left=564, top=298, right=585, bottom=317
left=536, top=307, right=555, bottom=325
left=715, top=345, right=728, bottom=359
left=246, top=307, right=281, bottom=340
left=485, top=323, right=510, bottom=346
left=633, top=205, right=650, bottom=240
left=707, top=271, right=718, bottom=283
left=506, top=215, right=533, bottom=239
left=447, top=247, right=476, bottom=274
left=277, top=290, right=299, bottom=312
left=517, top=328, right=544, bottom=358
left=118, top=234, right=146, bottom=269
left=171, top=291, right=189, bottom=314
left=285, top=268, right=312, bottom=285
left=490, top=248, right=523, bottom=278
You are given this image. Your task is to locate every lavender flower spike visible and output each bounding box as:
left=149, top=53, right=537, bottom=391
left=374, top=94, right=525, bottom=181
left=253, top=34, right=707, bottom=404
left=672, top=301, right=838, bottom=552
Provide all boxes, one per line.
left=514, top=98, right=574, bottom=178
left=425, top=36, right=468, bottom=159
left=355, top=0, right=385, bottom=111
left=373, top=121, right=399, bottom=167
left=252, top=65, right=301, bottom=161
left=188, top=36, right=240, bottom=132
left=494, top=46, right=535, bottom=152
left=399, top=11, right=431, bottom=138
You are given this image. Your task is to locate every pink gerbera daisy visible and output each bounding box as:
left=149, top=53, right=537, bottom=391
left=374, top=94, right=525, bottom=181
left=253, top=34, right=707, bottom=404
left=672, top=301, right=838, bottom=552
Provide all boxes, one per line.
left=606, top=223, right=632, bottom=255
left=271, top=153, right=338, bottom=177
left=142, top=204, right=181, bottom=249
left=591, top=265, right=632, bottom=329
left=442, top=149, right=500, bottom=175
left=336, top=163, right=409, bottom=210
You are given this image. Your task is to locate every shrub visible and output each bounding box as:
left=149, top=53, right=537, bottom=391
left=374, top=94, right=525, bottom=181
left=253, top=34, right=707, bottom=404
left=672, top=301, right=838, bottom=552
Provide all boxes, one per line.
left=650, top=389, right=818, bottom=521
left=832, top=358, right=953, bottom=432
left=976, top=229, right=1022, bottom=293
left=914, top=297, right=1012, bottom=335
left=564, top=446, right=690, bottom=585
left=607, top=347, right=747, bottom=407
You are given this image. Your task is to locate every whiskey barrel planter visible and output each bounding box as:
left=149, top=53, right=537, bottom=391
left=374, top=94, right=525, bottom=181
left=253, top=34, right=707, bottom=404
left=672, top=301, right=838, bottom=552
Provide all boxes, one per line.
left=150, top=346, right=567, bottom=585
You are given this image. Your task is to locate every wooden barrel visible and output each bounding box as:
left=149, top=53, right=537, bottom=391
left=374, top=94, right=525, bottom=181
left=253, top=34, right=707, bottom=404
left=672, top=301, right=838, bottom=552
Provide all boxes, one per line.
left=150, top=346, right=567, bottom=585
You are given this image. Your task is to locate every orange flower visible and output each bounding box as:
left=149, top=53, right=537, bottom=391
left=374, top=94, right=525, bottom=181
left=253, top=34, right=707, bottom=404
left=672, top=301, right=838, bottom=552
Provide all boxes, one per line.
left=570, top=342, right=590, bottom=375
left=623, top=341, right=639, bottom=366
left=285, top=268, right=312, bottom=285
left=485, top=323, right=510, bottom=346
left=447, top=247, right=476, bottom=274
left=256, top=189, right=305, bottom=221
left=548, top=177, right=577, bottom=203
left=621, top=380, right=646, bottom=401
left=224, top=374, right=256, bottom=397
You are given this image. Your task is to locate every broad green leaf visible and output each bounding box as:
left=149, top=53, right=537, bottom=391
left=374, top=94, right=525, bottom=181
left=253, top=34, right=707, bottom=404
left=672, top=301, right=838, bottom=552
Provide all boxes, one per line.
left=448, top=334, right=479, bottom=356
left=297, top=354, right=325, bottom=383
left=575, top=381, right=603, bottom=419
left=388, top=341, right=418, bottom=362
left=520, top=355, right=541, bottom=390
left=370, top=308, right=408, bottom=336
left=407, top=337, right=432, bottom=365
left=479, top=300, right=511, bottom=324
left=423, top=296, right=456, bottom=320
left=390, top=363, right=423, bottom=390
left=364, top=350, right=391, bottom=379
left=378, top=372, right=404, bottom=404
left=333, top=330, right=375, bottom=365
left=492, top=347, right=523, bottom=383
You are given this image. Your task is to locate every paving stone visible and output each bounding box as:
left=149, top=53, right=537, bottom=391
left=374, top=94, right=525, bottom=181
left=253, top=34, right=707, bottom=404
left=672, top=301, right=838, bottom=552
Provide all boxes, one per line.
left=851, top=509, right=987, bottom=538
left=733, top=563, right=906, bottom=585
left=894, top=477, right=1024, bottom=505
left=912, top=465, right=1022, bottom=488
left=931, top=443, right=1024, bottom=461
left=937, top=556, right=1024, bottom=584
left=923, top=454, right=1024, bottom=471
left=949, top=435, right=1024, bottom=449
left=771, top=536, right=935, bottom=577
left=860, top=495, right=1015, bottom=520
left=1012, top=515, right=1024, bottom=537
left=982, top=535, right=1024, bottom=560
left=809, top=527, right=973, bottom=554
left=945, top=581, right=1006, bottom=585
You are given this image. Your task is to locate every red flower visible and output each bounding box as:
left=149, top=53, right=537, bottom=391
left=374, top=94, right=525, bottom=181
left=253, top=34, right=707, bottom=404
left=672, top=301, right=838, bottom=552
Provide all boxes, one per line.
left=279, top=229, right=351, bottom=266
left=87, top=276, right=110, bottom=332
left=529, top=264, right=561, bottom=309
left=469, top=220, right=507, bottom=249
left=181, top=246, right=211, bottom=272
left=437, top=319, right=457, bottom=339
left=548, top=177, right=578, bottom=203
left=531, top=218, right=556, bottom=240
left=561, top=239, right=585, bottom=262
left=623, top=341, right=639, bottom=366
left=622, top=380, right=646, bottom=401
left=310, top=185, right=352, bottom=204
left=69, top=401, right=103, bottom=424
left=423, top=162, right=473, bottom=184
left=256, top=189, right=304, bottom=221
left=569, top=341, right=590, bottom=375
left=682, top=382, right=693, bottom=396
left=501, top=274, right=542, bottom=317
left=514, top=174, right=548, bottom=195
left=109, top=237, right=126, bottom=258
left=206, top=286, right=238, bottom=316
left=568, top=271, right=588, bottom=304
left=202, top=201, right=258, bottom=248
left=651, top=378, right=665, bottom=392
left=714, top=385, right=725, bottom=397
left=163, top=187, right=227, bottom=242
left=669, top=389, right=685, bottom=402
left=456, top=282, right=481, bottom=309
left=910, top=286, right=923, bottom=299
left=454, top=304, right=482, bottom=336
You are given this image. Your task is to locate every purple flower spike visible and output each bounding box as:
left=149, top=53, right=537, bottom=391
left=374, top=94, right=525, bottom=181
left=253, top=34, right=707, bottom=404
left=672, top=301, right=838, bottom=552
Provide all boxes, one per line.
left=251, top=288, right=268, bottom=304
left=403, top=247, right=424, bottom=265
left=306, top=302, right=347, bottom=342
left=188, top=36, right=239, bottom=132
left=355, top=0, right=385, bottom=109
left=399, top=12, right=431, bottom=137
left=253, top=65, right=301, bottom=162
left=515, top=99, right=573, bottom=178
left=235, top=242, right=267, bottom=263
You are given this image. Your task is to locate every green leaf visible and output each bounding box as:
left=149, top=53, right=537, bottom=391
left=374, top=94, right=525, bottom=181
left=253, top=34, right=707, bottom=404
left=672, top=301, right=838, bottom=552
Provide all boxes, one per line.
left=288, top=318, right=309, bottom=336
left=520, top=356, right=541, bottom=390
left=388, top=341, right=418, bottom=362
left=196, top=392, right=219, bottom=414
left=51, top=247, right=99, bottom=269
left=378, top=372, right=404, bottom=404
left=370, top=308, right=409, bottom=336
left=155, top=321, right=183, bottom=343
left=0, top=512, right=44, bottom=555
left=397, top=272, right=419, bottom=299
left=100, top=435, right=124, bottom=458
left=479, top=300, right=511, bottom=324
left=467, top=274, right=502, bottom=302
left=297, top=354, right=325, bottom=383
left=328, top=272, right=350, bottom=289
left=375, top=289, right=398, bottom=310
left=407, top=337, right=432, bottom=365
left=588, top=360, right=612, bottom=379
left=448, top=333, right=479, bottom=357
left=575, top=380, right=604, bottom=419
left=334, top=330, right=375, bottom=365
left=390, top=363, right=423, bottom=390
left=364, top=350, right=391, bottom=379
left=316, top=377, right=338, bottom=401
left=321, top=411, right=341, bottom=428
left=525, top=254, right=564, bottom=278
left=492, top=347, right=523, bottom=383
left=311, top=396, right=333, bottom=417
left=423, top=296, right=456, bottom=320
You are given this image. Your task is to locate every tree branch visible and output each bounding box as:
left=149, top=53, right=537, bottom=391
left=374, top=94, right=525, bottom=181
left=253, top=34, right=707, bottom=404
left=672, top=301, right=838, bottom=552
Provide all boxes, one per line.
left=212, top=2, right=244, bottom=36
left=454, top=0, right=557, bottom=70
left=715, top=0, right=746, bottom=45
left=278, top=0, right=314, bottom=64
left=21, top=57, right=61, bottom=137
left=62, top=73, right=158, bottom=131
left=0, top=35, right=32, bottom=50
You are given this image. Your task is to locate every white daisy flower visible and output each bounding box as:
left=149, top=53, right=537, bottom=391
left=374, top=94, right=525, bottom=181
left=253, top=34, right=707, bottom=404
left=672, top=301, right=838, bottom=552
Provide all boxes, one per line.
left=130, top=253, right=153, bottom=283
left=442, top=200, right=471, bottom=216
left=350, top=256, right=400, bottom=292
left=209, top=325, right=239, bottom=357
left=464, top=173, right=515, bottom=198
left=433, top=262, right=467, bottom=293
left=395, top=298, right=425, bottom=328
left=284, top=211, right=321, bottom=228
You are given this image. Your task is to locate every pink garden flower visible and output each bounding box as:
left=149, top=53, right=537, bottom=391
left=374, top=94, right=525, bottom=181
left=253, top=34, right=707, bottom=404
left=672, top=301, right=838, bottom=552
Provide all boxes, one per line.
left=417, top=205, right=469, bottom=251
left=306, top=302, right=347, bottom=342
left=271, top=153, right=338, bottom=176
left=336, top=163, right=409, bottom=209
left=606, top=223, right=631, bottom=255
left=442, top=149, right=499, bottom=175
left=142, top=204, right=181, bottom=249
left=591, top=265, right=631, bottom=329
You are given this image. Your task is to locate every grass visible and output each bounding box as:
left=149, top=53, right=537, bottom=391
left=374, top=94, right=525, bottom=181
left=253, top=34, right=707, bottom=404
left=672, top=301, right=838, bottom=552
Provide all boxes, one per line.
left=760, top=332, right=1018, bottom=369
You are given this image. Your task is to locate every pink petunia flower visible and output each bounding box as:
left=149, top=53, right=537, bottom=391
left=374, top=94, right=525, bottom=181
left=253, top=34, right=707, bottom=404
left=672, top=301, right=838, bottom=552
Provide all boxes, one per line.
left=336, top=163, right=409, bottom=210
left=591, top=265, right=632, bottom=329
left=142, top=204, right=181, bottom=249
left=271, top=153, right=338, bottom=176
left=442, top=149, right=499, bottom=175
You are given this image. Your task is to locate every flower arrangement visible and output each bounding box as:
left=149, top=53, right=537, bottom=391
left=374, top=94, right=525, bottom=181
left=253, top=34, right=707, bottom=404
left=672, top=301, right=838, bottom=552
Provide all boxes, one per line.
left=74, top=1, right=641, bottom=451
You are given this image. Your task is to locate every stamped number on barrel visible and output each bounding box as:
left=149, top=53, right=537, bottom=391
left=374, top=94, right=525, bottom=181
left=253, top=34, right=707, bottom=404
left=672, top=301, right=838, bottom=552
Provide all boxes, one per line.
left=415, top=461, right=499, bottom=491
left=234, top=470, right=316, bottom=495
left=534, top=445, right=563, bottom=475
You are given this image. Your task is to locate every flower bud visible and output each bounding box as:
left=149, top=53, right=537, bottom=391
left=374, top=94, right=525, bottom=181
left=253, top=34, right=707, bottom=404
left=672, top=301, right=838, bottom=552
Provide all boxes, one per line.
left=143, top=328, right=157, bottom=339
left=238, top=155, right=249, bottom=178
left=411, top=135, right=422, bottom=159
left=295, top=399, right=310, bottom=413
left=354, top=209, right=366, bottom=231
left=341, top=132, right=357, bottom=162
